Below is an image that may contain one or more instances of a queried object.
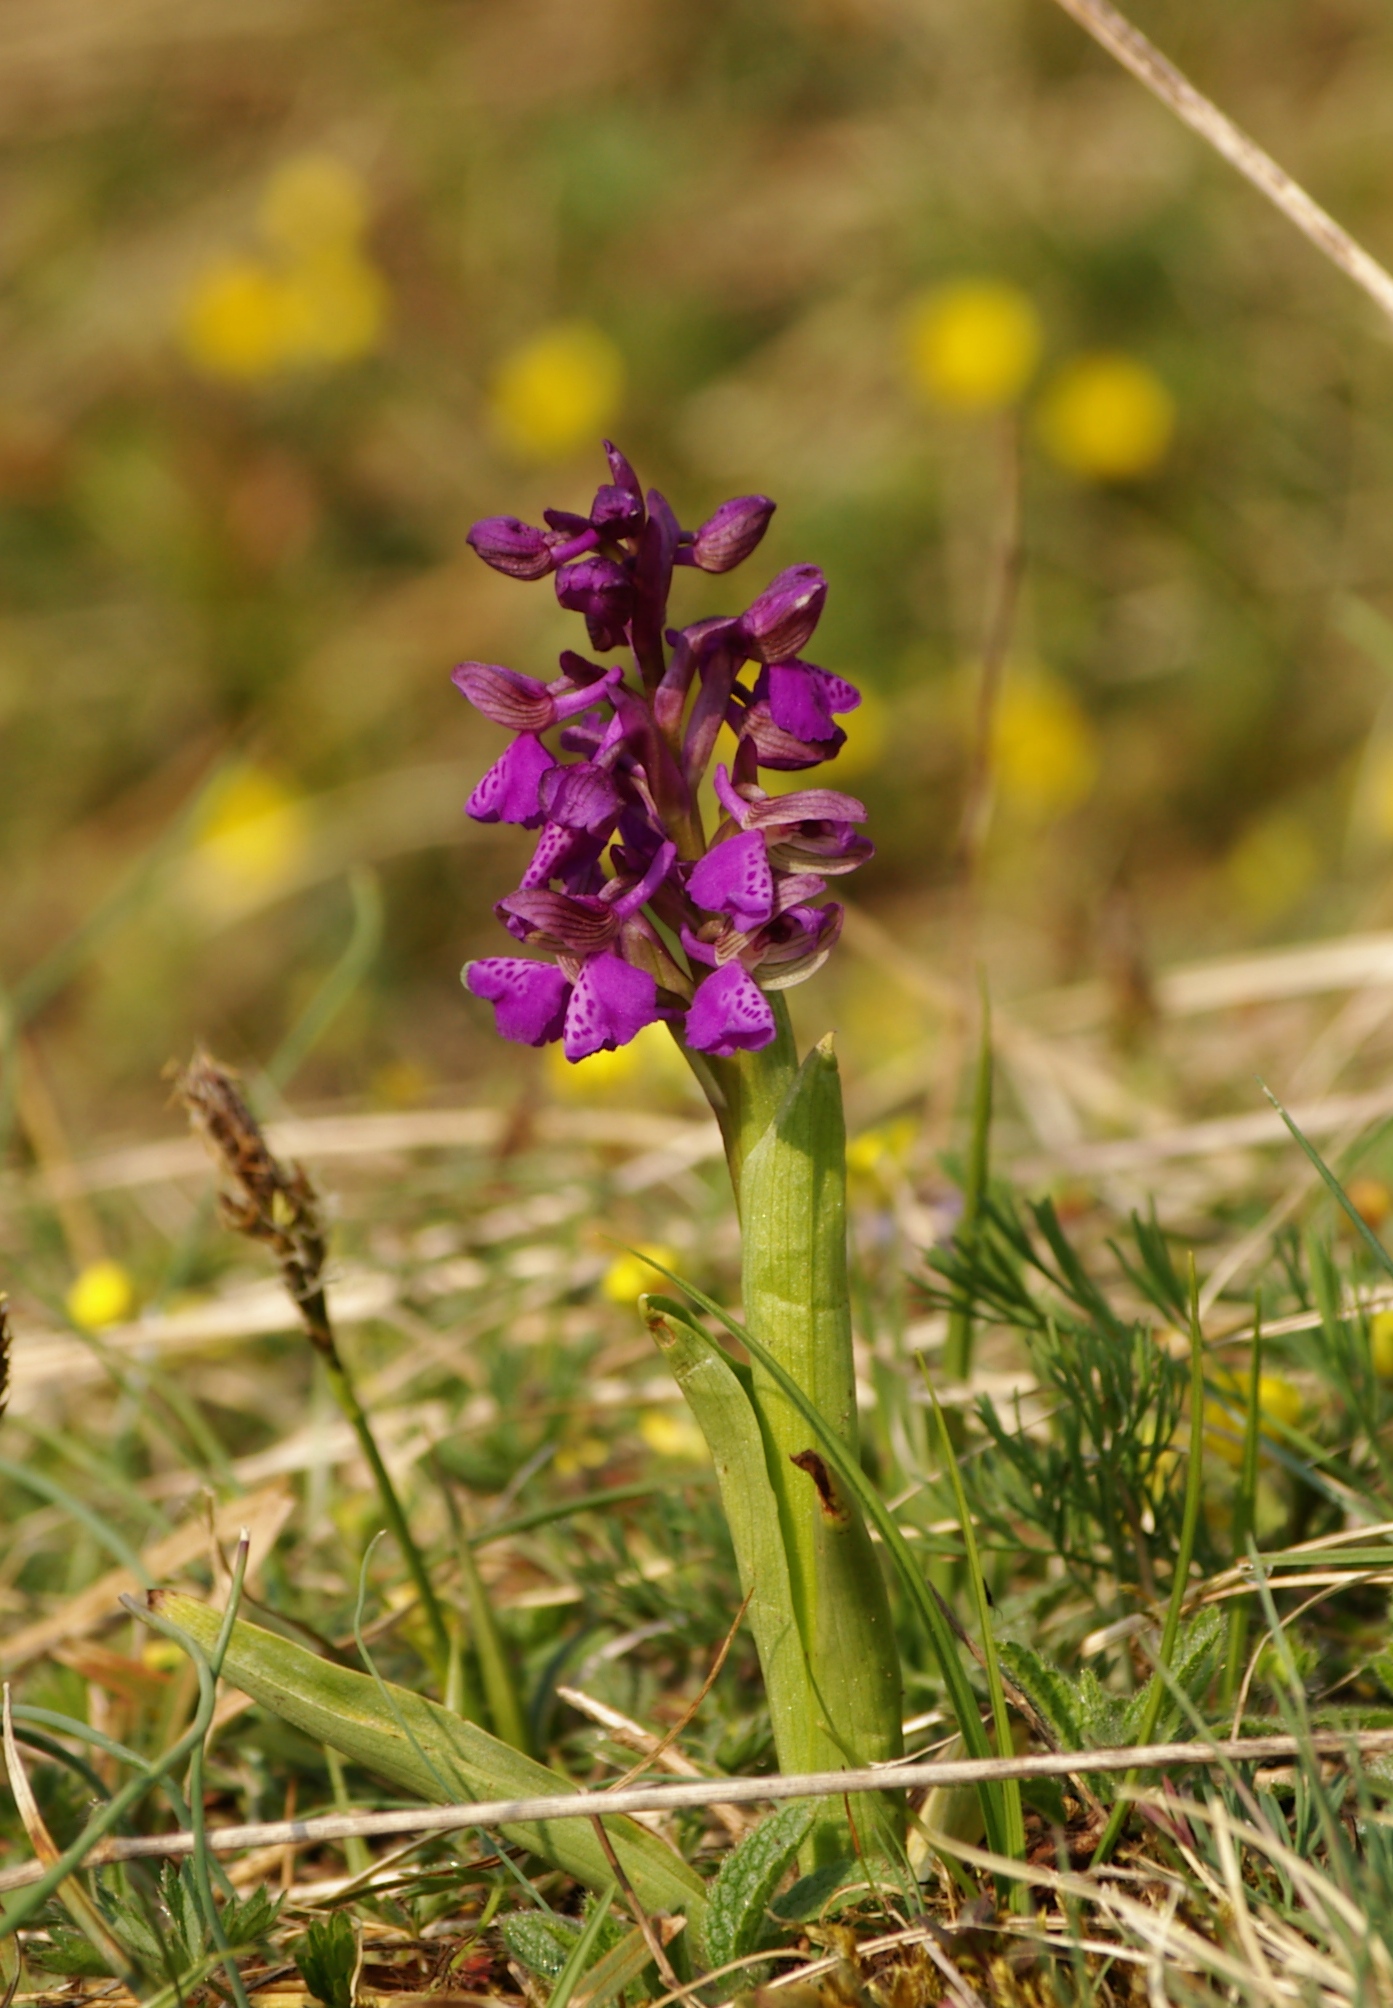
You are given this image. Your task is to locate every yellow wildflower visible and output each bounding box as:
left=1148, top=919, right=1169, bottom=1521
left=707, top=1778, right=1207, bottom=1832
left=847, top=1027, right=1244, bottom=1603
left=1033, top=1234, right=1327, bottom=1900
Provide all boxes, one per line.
left=1038, top=352, right=1174, bottom=480
left=1370, top=1310, right=1393, bottom=1379
left=639, top=1410, right=710, bottom=1462
left=192, top=766, right=310, bottom=903
left=904, top=280, right=1042, bottom=412
left=180, top=258, right=292, bottom=381
left=1204, top=1369, right=1305, bottom=1466
left=990, top=666, right=1100, bottom=823
left=67, top=1260, right=136, bottom=1332
left=489, top=322, right=625, bottom=461
left=259, top=153, right=368, bottom=257
left=602, top=1243, right=679, bottom=1305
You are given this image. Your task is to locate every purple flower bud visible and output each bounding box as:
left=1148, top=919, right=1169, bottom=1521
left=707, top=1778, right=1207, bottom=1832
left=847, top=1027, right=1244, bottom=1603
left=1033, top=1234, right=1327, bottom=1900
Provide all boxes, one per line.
left=604, top=440, right=643, bottom=497
left=464, top=958, right=570, bottom=1045
left=713, top=767, right=867, bottom=832
left=685, top=961, right=776, bottom=1056
left=564, top=952, right=659, bottom=1061
left=687, top=830, right=775, bottom=929
left=555, top=555, right=631, bottom=620
left=737, top=565, right=827, bottom=662
left=685, top=496, right=776, bottom=573
left=590, top=483, right=645, bottom=539
left=544, top=509, right=594, bottom=535
left=466, top=516, right=556, bottom=581
left=466, top=733, right=556, bottom=827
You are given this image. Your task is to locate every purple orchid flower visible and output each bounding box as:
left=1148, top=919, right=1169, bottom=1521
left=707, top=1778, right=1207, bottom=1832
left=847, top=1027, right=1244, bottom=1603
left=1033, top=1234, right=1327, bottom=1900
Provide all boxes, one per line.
left=455, top=446, right=873, bottom=1062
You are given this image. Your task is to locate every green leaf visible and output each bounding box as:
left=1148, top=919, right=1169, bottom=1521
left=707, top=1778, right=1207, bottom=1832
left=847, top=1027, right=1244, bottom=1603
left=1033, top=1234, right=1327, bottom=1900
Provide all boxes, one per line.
left=221, top=1886, right=283, bottom=1949
left=736, top=1038, right=904, bottom=1857
left=996, top=1642, right=1083, bottom=1751
left=293, top=1911, right=356, bottom=2008
left=704, top=1802, right=814, bottom=1970
left=501, top=1912, right=586, bottom=1982
left=644, top=1304, right=820, bottom=1780
left=135, top=1592, right=706, bottom=1928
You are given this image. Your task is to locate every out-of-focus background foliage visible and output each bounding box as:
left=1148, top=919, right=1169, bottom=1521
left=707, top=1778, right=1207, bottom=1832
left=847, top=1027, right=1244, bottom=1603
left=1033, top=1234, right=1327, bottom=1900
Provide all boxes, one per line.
left=6, top=0, right=1393, bottom=1151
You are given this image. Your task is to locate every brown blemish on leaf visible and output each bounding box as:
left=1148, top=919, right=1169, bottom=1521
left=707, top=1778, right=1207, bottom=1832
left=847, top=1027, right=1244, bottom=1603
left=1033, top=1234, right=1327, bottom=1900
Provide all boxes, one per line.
left=790, top=1449, right=849, bottom=1524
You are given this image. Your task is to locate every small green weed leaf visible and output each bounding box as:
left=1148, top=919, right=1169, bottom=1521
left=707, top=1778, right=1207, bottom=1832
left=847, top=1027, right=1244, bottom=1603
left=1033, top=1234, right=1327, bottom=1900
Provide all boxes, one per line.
left=293, top=1911, right=356, bottom=2008
left=1122, top=1609, right=1225, bottom=1745
left=770, top=1858, right=853, bottom=1925
left=158, top=1862, right=204, bottom=1968
left=28, top=1925, right=111, bottom=1978
left=221, top=1885, right=283, bottom=1948
left=501, top=1911, right=583, bottom=1982
left=996, top=1642, right=1083, bottom=1750
left=704, top=1802, right=814, bottom=1969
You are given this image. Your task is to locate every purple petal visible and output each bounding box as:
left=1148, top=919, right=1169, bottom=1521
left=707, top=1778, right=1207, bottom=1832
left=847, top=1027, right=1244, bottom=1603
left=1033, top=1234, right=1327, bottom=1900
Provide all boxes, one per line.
left=737, top=564, right=828, bottom=663
left=464, top=958, right=570, bottom=1045
left=685, top=962, right=776, bottom=1057
left=497, top=889, right=617, bottom=954
left=518, top=821, right=608, bottom=897
left=687, top=831, right=775, bottom=929
left=452, top=661, right=556, bottom=732
left=465, top=517, right=555, bottom=581
left=741, top=700, right=845, bottom=771
left=563, top=953, right=659, bottom=1061
left=610, top=840, right=678, bottom=921
left=686, top=495, right=775, bottom=574
left=540, top=760, right=622, bottom=834
left=466, top=733, right=556, bottom=827
left=764, top=662, right=837, bottom=742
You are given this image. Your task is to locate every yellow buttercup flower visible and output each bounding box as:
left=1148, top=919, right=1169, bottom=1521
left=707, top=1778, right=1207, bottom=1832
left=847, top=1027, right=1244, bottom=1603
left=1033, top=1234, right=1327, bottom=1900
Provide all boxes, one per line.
left=1204, top=1369, right=1305, bottom=1466
left=1224, top=812, right=1318, bottom=925
left=904, top=280, right=1042, bottom=412
left=1038, top=352, right=1174, bottom=480
left=1370, top=1310, right=1393, bottom=1379
left=602, top=1243, right=679, bottom=1305
left=990, top=667, right=1100, bottom=823
left=639, top=1410, right=710, bottom=1462
left=547, top=1019, right=689, bottom=1099
left=489, top=322, right=625, bottom=461
left=67, top=1260, right=136, bottom=1332
left=179, top=155, right=386, bottom=382
left=259, top=153, right=368, bottom=257
left=192, top=766, right=311, bottom=905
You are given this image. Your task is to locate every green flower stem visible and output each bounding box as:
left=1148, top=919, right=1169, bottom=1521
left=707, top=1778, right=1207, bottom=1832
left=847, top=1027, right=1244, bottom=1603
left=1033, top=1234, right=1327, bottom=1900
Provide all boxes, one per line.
left=671, top=1017, right=903, bottom=1867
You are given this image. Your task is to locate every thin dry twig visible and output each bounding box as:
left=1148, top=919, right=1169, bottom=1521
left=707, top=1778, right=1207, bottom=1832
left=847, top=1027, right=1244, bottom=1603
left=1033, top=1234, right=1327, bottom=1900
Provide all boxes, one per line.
left=3, top=1728, right=1392, bottom=1894
left=1047, top=0, right=1393, bottom=329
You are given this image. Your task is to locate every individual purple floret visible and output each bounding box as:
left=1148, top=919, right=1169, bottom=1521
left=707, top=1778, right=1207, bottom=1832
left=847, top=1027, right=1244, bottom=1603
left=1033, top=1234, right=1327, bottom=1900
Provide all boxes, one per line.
left=454, top=444, right=873, bottom=1060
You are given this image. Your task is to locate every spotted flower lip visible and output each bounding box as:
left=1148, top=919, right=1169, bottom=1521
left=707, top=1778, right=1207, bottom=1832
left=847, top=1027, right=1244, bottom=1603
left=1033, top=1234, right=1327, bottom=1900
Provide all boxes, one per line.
left=457, top=446, right=872, bottom=1061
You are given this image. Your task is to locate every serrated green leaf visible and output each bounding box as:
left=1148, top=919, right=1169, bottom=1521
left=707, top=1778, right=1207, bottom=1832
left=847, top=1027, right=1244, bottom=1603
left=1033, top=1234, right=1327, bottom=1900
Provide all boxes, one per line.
left=294, top=1910, right=355, bottom=2008
left=501, top=1912, right=584, bottom=1982
left=137, top=1592, right=705, bottom=1928
left=704, top=1802, right=814, bottom=1970
left=996, top=1642, right=1083, bottom=1751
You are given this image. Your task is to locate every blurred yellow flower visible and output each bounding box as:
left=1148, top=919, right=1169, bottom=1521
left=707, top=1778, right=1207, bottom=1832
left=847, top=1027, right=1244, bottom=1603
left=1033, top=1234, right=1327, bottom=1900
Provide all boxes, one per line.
left=602, top=1243, right=679, bottom=1305
left=832, top=686, right=887, bottom=778
left=546, top=1019, right=688, bottom=1099
left=990, top=667, right=1100, bottom=823
left=904, top=280, right=1042, bottom=412
left=638, top=1409, right=710, bottom=1461
left=193, top=767, right=311, bottom=901
left=490, top=322, right=625, bottom=461
left=1204, top=1368, right=1304, bottom=1466
left=180, top=258, right=293, bottom=381
left=1037, top=352, right=1174, bottom=480
left=846, top=1117, right=917, bottom=1199
left=179, top=155, right=386, bottom=382
left=260, top=153, right=369, bottom=256
left=555, top=1434, right=608, bottom=1476
left=1371, top=1310, right=1393, bottom=1379
left=1224, top=811, right=1318, bottom=925
left=67, top=1260, right=136, bottom=1332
